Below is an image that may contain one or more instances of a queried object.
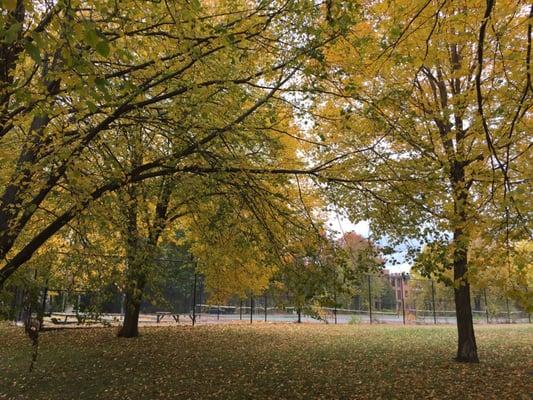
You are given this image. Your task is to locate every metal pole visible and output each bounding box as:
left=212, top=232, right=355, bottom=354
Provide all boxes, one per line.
left=217, top=305, right=220, bottom=321
left=120, top=292, right=125, bottom=321
left=526, top=287, right=531, bottom=323
left=483, top=288, right=489, bottom=324
left=38, top=284, right=48, bottom=330
left=431, top=279, right=437, bottom=324
left=334, top=290, right=337, bottom=324
left=264, top=293, right=267, bottom=322
left=250, top=295, right=253, bottom=324
left=505, top=295, right=511, bottom=324
left=62, top=291, right=67, bottom=313
left=9, top=287, right=19, bottom=320
left=17, top=288, right=27, bottom=322
left=192, top=273, right=197, bottom=326
left=400, top=274, right=406, bottom=325
left=76, top=294, right=81, bottom=316
left=24, top=269, right=37, bottom=326
left=198, top=279, right=203, bottom=321
left=239, top=299, right=243, bottom=320
left=367, top=274, right=373, bottom=324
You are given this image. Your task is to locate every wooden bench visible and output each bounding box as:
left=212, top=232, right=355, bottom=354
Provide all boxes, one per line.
left=156, top=312, right=180, bottom=323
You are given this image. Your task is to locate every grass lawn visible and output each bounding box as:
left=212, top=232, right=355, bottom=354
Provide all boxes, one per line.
left=0, top=323, right=531, bottom=399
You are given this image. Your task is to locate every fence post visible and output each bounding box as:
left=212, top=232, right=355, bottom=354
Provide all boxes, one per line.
left=120, top=292, right=125, bottom=321
left=76, top=294, right=81, bottom=316
left=505, top=295, right=511, bottom=324
left=217, top=305, right=220, bottom=321
left=431, top=279, right=437, bottom=324
left=526, top=287, right=531, bottom=323
left=483, top=288, right=489, bottom=324
left=400, top=273, right=406, bottom=325
left=334, top=290, right=338, bottom=325
left=264, top=293, right=267, bottom=322
left=38, top=284, right=48, bottom=330
left=9, top=287, right=19, bottom=320
left=367, top=274, right=373, bottom=324
left=192, top=273, right=197, bottom=326
left=250, top=295, right=253, bottom=324
left=239, top=299, right=243, bottom=320
left=14, top=287, right=25, bottom=322
left=62, top=290, right=68, bottom=313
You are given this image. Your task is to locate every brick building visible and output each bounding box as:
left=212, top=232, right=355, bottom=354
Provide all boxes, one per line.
left=381, top=269, right=410, bottom=310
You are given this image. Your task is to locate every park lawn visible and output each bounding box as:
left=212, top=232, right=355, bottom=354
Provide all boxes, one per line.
left=0, top=323, right=531, bottom=400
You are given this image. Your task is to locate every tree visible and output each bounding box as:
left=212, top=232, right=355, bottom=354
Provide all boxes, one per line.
left=313, top=0, right=532, bottom=362
left=339, top=232, right=384, bottom=311
left=187, top=171, right=326, bottom=301
left=415, top=234, right=533, bottom=316
left=408, top=267, right=455, bottom=317
left=96, top=87, right=324, bottom=336
left=61, top=103, right=326, bottom=337
left=0, top=0, right=334, bottom=288
left=470, top=237, right=533, bottom=314
left=270, top=230, right=383, bottom=322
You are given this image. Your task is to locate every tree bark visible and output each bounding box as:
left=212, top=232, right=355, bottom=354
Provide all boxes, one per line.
left=117, top=170, right=169, bottom=338
left=117, top=276, right=145, bottom=338
left=451, top=162, right=479, bottom=363
left=453, top=245, right=478, bottom=362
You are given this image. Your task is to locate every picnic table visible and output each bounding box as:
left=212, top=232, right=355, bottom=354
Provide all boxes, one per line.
left=50, top=312, right=81, bottom=323
left=156, top=312, right=180, bottom=323
left=49, top=312, right=106, bottom=325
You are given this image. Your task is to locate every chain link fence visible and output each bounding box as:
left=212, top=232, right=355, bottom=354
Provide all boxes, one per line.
left=3, top=271, right=530, bottom=328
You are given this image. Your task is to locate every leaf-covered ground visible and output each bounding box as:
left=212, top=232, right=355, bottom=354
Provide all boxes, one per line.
left=0, top=323, right=531, bottom=399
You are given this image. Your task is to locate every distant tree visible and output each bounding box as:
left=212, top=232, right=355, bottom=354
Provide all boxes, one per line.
left=270, top=231, right=351, bottom=322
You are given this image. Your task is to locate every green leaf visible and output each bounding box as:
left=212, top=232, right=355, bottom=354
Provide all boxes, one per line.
left=95, top=77, right=107, bottom=91
left=95, top=40, right=110, bottom=57
left=86, top=101, right=98, bottom=113
left=32, top=32, right=46, bottom=49
left=84, top=27, right=100, bottom=48
left=190, top=0, right=201, bottom=11
left=2, top=0, right=17, bottom=11
left=83, top=24, right=110, bottom=57
left=3, top=22, right=21, bottom=44
left=25, top=42, right=42, bottom=64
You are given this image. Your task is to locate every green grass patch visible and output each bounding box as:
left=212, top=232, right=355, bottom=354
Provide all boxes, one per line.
left=0, top=323, right=531, bottom=399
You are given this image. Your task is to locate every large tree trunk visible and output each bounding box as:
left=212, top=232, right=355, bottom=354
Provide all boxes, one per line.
left=117, top=152, right=172, bottom=338
left=453, top=241, right=478, bottom=362
left=451, top=161, right=479, bottom=363
left=117, top=276, right=145, bottom=338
